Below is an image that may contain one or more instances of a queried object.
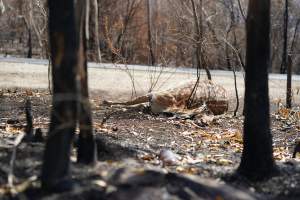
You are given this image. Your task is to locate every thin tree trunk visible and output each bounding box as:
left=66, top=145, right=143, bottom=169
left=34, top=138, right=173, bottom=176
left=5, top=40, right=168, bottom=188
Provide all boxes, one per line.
left=27, top=28, right=32, bottom=58
left=146, top=0, right=156, bottom=66
left=220, top=38, right=241, bottom=116
left=77, top=0, right=97, bottom=162
left=25, top=100, right=33, bottom=138
left=190, top=0, right=211, bottom=80
left=225, top=27, right=232, bottom=70
left=286, top=19, right=299, bottom=108
left=48, top=58, right=52, bottom=94
left=287, top=19, right=300, bottom=74
left=233, top=66, right=239, bottom=117
left=225, top=0, right=235, bottom=70
left=225, top=26, right=232, bottom=70
left=289, top=19, right=300, bottom=54
left=89, top=0, right=102, bottom=62
left=286, top=54, right=292, bottom=108
left=22, top=16, right=32, bottom=58
left=203, top=13, right=222, bottom=67
left=95, top=0, right=102, bottom=62
left=280, top=0, right=289, bottom=74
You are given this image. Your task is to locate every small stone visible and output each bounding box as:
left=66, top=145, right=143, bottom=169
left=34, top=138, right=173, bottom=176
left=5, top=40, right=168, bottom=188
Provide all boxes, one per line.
left=159, top=149, right=180, bottom=166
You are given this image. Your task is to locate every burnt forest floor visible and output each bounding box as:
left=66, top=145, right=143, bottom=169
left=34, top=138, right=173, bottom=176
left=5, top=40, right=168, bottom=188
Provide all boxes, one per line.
left=0, top=88, right=299, bottom=200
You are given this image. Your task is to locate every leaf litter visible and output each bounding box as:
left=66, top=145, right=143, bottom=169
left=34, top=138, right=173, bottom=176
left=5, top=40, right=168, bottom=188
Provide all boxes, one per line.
left=0, top=88, right=299, bottom=199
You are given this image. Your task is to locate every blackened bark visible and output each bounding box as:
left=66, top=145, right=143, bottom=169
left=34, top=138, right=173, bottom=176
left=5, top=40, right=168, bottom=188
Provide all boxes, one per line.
left=77, top=65, right=97, bottom=163
left=233, top=67, right=239, bottom=117
left=27, top=27, right=32, bottom=58
left=292, top=142, right=300, bottom=158
left=25, top=99, right=33, bottom=138
left=237, top=0, right=277, bottom=180
left=41, top=0, right=78, bottom=188
left=225, top=42, right=231, bottom=70
left=77, top=8, right=97, bottom=163
left=280, top=0, right=289, bottom=74
left=286, top=54, right=292, bottom=108
left=281, top=0, right=292, bottom=108
left=41, top=0, right=96, bottom=189
left=286, top=20, right=300, bottom=108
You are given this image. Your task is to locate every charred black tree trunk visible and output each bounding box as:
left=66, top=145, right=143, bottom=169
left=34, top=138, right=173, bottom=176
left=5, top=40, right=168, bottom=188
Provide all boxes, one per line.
left=281, top=0, right=292, bottom=108
left=41, top=0, right=96, bottom=190
left=286, top=19, right=300, bottom=109
left=237, top=0, right=277, bottom=180
left=20, top=1, right=32, bottom=59
left=25, top=99, right=33, bottom=138
left=27, top=27, right=32, bottom=58
left=286, top=55, right=292, bottom=108
left=280, top=0, right=289, bottom=74
left=77, top=10, right=97, bottom=163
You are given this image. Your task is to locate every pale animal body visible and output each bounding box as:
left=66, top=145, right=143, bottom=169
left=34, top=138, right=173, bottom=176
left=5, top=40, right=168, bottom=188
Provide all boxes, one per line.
left=104, top=80, right=229, bottom=115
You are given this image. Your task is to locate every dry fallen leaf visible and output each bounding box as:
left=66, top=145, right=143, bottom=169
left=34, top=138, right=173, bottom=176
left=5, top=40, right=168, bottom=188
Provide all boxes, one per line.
left=139, top=153, right=155, bottom=161
left=176, top=166, right=199, bottom=175
left=273, top=147, right=290, bottom=161
left=5, top=119, right=25, bottom=134
left=277, top=107, right=290, bottom=119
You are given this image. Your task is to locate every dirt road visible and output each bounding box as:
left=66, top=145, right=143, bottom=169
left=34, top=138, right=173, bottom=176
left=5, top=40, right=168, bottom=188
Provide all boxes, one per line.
left=0, top=60, right=300, bottom=107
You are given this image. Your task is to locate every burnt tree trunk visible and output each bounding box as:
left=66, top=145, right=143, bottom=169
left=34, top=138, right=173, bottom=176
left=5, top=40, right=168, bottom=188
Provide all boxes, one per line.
left=280, top=0, right=289, bottom=74
left=23, top=16, right=32, bottom=58
left=41, top=0, right=96, bottom=190
left=286, top=19, right=300, bottom=105
left=88, top=0, right=102, bottom=62
left=25, top=100, right=33, bottom=138
left=237, top=0, right=277, bottom=180
left=77, top=6, right=97, bottom=163
left=27, top=28, right=32, bottom=58
left=282, top=0, right=292, bottom=108
left=286, top=53, right=292, bottom=108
